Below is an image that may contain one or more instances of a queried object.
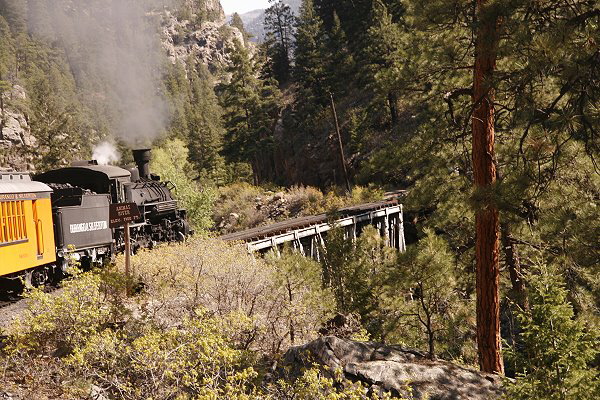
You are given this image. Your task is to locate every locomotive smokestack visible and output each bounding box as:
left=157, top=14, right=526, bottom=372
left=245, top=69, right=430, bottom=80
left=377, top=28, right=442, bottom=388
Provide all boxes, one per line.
left=132, top=149, right=151, bottom=179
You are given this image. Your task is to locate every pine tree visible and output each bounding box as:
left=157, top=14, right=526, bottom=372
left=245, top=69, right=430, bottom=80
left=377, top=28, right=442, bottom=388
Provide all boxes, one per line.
left=263, top=0, right=295, bottom=84
left=0, top=16, right=13, bottom=115
left=187, top=62, right=225, bottom=181
left=363, top=1, right=405, bottom=127
left=472, top=0, right=503, bottom=374
left=230, top=12, right=250, bottom=44
left=218, top=40, right=281, bottom=184
left=506, top=264, right=600, bottom=399
left=323, top=12, right=354, bottom=99
left=0, top=0, right=26, bottom=34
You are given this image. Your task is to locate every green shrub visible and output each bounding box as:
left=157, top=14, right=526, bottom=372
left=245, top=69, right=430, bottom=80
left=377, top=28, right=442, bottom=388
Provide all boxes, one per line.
left=68, top=310, right=257, bottom=399
left=7, top=271, right=110, bottom=355
left=266, top=250, right=336, bottom=347
left=382, top=229, right=475, bottom=360
left=130, top=237, right=333, bottom=355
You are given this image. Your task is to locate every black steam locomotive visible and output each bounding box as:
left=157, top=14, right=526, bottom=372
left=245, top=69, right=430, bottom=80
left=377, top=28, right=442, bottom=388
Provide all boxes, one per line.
left=35, top=149, right=190, bottom=270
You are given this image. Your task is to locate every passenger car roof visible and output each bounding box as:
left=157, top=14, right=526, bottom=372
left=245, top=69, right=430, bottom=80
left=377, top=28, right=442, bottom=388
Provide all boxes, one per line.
left=0, top=172, right=52, bottom=194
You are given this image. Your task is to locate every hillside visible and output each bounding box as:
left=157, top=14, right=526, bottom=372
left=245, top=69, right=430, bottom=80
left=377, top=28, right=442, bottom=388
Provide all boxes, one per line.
left=0, top=0, right=247, bottom=171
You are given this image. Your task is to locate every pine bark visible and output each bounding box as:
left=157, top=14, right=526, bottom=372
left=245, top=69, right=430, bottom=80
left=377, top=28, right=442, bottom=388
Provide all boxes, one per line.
left=472, top=0, right=504, bottom=374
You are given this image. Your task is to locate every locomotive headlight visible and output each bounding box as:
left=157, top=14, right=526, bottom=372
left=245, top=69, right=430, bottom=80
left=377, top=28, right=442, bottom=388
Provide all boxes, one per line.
left=72, top=253, right=81, bottom=261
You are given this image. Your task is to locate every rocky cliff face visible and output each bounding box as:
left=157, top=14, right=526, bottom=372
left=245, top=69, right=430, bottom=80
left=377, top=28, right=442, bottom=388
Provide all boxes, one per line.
left=161, top=0, right=248, bottom=71
left=0, top=85, right=35, bottom=170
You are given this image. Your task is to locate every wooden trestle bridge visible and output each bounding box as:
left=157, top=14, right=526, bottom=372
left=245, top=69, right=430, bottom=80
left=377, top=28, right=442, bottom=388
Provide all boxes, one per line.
left=221, top=199, right=406, bottom=258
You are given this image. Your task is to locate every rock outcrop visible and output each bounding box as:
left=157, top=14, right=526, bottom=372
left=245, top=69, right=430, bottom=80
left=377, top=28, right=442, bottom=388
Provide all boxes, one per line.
left=0, top=85, right=35, bottom=170
left=282, top=336, right=504, bottom=399
left=161, top=12, right=245, bottom=68
left=160, top=0, right=248, bottom=71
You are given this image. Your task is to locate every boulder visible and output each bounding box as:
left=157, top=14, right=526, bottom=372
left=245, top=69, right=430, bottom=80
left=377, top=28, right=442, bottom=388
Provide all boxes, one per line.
left=282, top=336, right=504, bottom=399
left=1, top=110, right=33, bottom=146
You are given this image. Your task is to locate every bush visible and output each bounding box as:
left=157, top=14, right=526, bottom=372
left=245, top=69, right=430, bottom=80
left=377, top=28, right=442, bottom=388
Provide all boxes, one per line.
left=266, top=250, right=336, bottom=346
left=382, top=230, right=475, bottom=360
left=320, top=226, right=396, bottom=340
left=130, top=237, right=333, bottom=355
left=7, top=271, right=110, bottom=356
left=266, top=366, right=395, bottom=399
left=213, top=184, right=385, bottom=234
left=68, top=310, right=257, bottom=399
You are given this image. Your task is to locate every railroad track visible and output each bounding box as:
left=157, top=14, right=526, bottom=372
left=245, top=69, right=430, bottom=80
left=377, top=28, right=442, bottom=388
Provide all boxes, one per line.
left=0, top=284, right=59, bottom=312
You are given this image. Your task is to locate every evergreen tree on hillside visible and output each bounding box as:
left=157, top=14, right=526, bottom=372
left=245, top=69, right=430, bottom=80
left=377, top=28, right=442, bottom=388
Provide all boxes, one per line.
left=323, top=13, right=354, bottom=98
left=0, top=16, right=13, bottom=115
left=230, top=12, right=250, bottom=44
left=293, top=0, right=327, bottom=107
left=0, top=0, right=26, bottom=34
left=363, top=2, right=405, bottom=127
left=187, top=62, right=225, bottom=181
left=218, top=40, right=281, bottom=184
left=164, top=61, right=192, bottom=140
left=28, top=66, right=84, bottom=170
left=263, top=0, right=296, bottom=84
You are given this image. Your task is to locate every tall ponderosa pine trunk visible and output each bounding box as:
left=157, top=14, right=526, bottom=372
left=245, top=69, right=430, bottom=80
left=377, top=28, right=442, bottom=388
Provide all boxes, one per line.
left=472, top=0, right=504, bottom=374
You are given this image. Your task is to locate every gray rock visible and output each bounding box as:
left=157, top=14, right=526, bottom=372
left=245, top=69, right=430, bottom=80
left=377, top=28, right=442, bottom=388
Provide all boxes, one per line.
left=282, top=336, right=504, bottom=399
left=1, top=109, right=35, bottom=149
left=1, top=111, right=26, bottom=144
left=161, top=10, right=248, bottom=69
left=89, top=384, right=109, bottom=400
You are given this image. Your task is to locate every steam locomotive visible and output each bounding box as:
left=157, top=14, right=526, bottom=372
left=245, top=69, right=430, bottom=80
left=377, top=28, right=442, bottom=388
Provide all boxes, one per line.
left=0, top=149, right=190, bottom=292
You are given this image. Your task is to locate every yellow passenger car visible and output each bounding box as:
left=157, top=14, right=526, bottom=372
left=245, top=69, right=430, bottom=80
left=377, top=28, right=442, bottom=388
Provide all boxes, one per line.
left=0, top=172, right=56, bottom=282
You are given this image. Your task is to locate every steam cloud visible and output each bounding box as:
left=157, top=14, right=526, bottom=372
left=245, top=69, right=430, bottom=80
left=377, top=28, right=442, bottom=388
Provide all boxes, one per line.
left=92, top=142, right=121, bottom=165
left=30, top=0, right=170, bottom=147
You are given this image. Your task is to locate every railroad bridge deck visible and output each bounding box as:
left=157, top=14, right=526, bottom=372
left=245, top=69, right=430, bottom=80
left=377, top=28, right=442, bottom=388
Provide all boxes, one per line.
left=221, top=200, right=406, bottom=256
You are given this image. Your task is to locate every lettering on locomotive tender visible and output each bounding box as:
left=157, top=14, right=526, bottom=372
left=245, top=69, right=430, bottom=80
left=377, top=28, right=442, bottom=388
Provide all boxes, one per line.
left=69, top=221, right=109, bottom=234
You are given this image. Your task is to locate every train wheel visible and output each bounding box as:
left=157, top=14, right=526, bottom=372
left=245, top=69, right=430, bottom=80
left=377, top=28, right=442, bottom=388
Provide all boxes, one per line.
left=24, top=266, right=51, bottom=288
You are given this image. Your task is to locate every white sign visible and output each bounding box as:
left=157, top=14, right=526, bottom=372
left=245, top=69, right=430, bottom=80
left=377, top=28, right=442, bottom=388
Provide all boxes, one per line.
left=69, top=221, right=108, bottom=234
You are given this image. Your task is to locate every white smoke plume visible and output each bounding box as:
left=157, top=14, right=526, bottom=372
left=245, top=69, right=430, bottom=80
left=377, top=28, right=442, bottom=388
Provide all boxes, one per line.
left=29, top=0, right=170, bottom=147
left=92, top=142, right=121, bottom=165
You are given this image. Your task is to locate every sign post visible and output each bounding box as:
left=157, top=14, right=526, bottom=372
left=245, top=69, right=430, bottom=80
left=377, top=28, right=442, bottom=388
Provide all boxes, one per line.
left=109, top=203, right=141, bottom=295
left=124, top=222, right=131, bottom=293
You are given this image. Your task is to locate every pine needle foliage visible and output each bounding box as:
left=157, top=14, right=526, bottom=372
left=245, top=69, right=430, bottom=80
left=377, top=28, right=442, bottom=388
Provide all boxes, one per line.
left=505, top=263, right=600, bottom=399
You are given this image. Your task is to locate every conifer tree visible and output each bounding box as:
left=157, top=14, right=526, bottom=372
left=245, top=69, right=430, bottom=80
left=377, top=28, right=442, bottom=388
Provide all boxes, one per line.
left=472, top=0, right=503, bottom=374
left=263, top=0, right=295, bottom=84
left=187, top=63, right=225, bottom=181
left=293, top=0, right=327, bottom=107
left=506, top=264, right=600, bottom=399
left=0, top=16, right=13, bottom=115
left=323, top=12, right=354, bottom=99
left=230, top=12, right=250, bottom=44
left=0, top=0, right=26, bottom=34
left=218, top=40, right=281, bottom=184
left=363, top=1, right=405, bottom=127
